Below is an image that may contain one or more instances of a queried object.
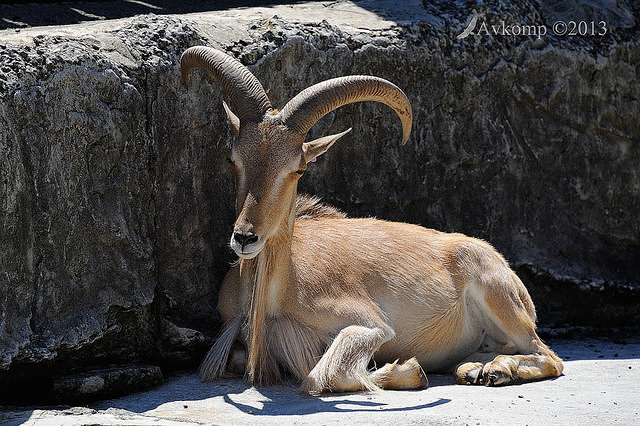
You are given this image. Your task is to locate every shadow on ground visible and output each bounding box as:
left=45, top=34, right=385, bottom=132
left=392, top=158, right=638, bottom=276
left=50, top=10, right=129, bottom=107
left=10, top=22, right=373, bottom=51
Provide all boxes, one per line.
left=2, top=338, right=637, bottom=425
left=222, top=393, right=451, bottom=416
left=0, top=0, right=430, bottom=31
left=93, top=372, right=453, bottom=416
left=0, top=0, right=312, bottom=30
left=91, top=337, right=639, bottom=416
left=549, top=337, right=640, bottom=361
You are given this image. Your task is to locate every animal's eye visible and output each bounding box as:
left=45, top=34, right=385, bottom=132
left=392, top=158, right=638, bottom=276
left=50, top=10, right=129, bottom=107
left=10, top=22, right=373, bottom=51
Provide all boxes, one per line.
left=226, top=157, right=234, bottom=165
left=295, top=169, right=305, bottom=176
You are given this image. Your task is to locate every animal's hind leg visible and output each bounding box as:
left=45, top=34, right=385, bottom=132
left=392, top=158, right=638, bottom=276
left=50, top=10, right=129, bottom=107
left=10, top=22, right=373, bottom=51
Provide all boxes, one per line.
left=454, top=352, right=502, bottom=385
left=482, top=337, right=563, bottom=386
left=455, top=267, right=563, bottom=386
left=456, top=340, right=563, bottom=386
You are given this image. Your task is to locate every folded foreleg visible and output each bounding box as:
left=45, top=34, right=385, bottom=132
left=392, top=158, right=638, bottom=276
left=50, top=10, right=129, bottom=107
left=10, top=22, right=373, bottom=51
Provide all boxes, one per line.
left=299, top=325, right=427, bottom=394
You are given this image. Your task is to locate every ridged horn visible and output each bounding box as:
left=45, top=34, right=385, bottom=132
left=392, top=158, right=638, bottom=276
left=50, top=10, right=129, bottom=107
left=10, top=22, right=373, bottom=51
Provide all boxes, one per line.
left=180, top=46, right=272, bottom=123
left=280, top=75, right=412, bottom=144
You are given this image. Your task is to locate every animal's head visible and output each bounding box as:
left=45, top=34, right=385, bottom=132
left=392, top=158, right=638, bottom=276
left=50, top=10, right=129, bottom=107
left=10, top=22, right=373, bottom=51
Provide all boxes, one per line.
left=181, top=46, right=412, bottom=259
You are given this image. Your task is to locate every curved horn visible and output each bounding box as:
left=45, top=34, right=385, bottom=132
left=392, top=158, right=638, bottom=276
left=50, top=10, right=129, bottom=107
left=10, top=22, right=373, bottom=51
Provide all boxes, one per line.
left=180, top=46, right=272, bottom=123
left=280, top=75, right=412, bottom=144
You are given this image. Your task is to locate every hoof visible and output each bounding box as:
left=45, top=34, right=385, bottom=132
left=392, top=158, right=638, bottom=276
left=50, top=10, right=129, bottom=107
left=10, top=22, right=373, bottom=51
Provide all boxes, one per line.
left=483, top=368, right=514, bottom=386
left=398, top=357, right=428, bottom=389
left=454, top=362, right=484, bottom=385
left=483, top=356, right=517, bottom=386
left=299, top=375, right=324, bottom=396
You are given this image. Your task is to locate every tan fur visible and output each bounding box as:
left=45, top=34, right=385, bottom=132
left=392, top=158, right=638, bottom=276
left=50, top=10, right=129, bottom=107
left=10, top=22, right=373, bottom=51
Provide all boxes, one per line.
left=301, top=325, right=388, bottom=394
left=370, top=358, right=428, bottom=390
left=243, top=224, right=295, bottom=386
left=245, top=252, right=281, bottom=385
left=192, top=72, right=562, bottom=394
left=295, top=194, right=347, bottom=220
left=266, top=316, right=325, bottom=381
left=203, top=192, right=563, bottom=392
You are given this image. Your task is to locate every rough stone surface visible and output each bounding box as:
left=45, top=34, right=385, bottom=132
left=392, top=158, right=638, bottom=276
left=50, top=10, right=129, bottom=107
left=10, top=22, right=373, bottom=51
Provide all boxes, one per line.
left=52, top=365, right=163, bottom=403
left=0, top=0, right=639, bottom=403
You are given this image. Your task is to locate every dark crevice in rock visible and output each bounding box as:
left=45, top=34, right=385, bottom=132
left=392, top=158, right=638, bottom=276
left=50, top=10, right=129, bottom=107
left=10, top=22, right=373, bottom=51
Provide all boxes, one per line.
left=517, top=264, right=640, bottom=329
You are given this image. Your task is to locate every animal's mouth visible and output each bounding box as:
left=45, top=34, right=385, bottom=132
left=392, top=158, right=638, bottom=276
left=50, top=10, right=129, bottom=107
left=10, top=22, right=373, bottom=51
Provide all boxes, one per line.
left=236, top=248, right=261, bottom=260
left=230, top=239, right=265, bottom=260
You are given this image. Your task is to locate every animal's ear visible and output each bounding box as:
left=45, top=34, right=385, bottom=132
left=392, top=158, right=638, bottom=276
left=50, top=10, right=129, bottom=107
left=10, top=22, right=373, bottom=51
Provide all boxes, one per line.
left=222, top=101, right=240, bottom=137
left=303, top=128, right=351, bottom=163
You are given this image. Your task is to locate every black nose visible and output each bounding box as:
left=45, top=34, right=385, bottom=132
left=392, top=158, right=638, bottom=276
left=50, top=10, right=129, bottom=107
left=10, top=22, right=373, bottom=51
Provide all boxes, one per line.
left=233, top=231, right=259, bottom=247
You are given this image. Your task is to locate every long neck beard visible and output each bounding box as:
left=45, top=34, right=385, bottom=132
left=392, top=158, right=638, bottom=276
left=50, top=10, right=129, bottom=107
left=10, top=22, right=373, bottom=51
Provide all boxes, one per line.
left=241, top=231, right=291, bottom=385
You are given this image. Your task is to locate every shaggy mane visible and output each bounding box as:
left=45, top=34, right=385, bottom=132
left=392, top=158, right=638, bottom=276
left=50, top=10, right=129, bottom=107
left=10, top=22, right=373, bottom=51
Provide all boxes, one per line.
left=295, top=194, right=347, bottom=220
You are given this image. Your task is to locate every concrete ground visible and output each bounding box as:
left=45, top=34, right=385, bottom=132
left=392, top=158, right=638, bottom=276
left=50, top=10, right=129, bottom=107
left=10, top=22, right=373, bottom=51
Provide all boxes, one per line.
left=3, top=337, right=639, bottom=425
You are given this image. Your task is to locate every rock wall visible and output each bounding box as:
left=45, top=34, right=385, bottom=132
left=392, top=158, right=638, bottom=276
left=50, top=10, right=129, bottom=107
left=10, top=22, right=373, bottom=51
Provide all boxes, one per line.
left=0, top=0, right=638, bottom=402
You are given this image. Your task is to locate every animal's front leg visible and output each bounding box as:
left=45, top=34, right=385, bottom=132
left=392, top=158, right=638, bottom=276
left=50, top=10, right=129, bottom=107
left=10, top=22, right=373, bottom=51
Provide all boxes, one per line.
left=300, top=325, right=387, bottom=394
left=299, top=325, right=426, bottom=394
